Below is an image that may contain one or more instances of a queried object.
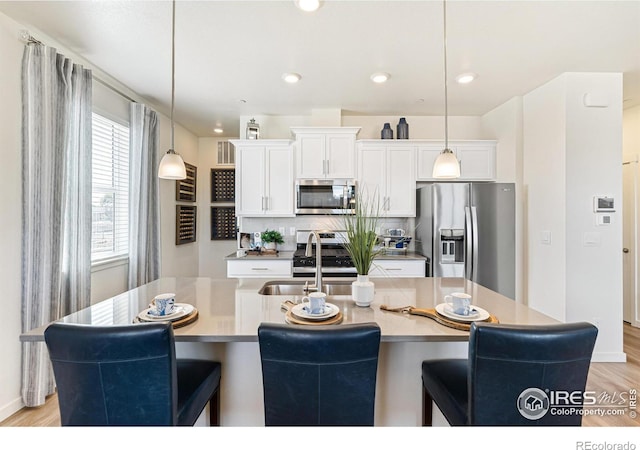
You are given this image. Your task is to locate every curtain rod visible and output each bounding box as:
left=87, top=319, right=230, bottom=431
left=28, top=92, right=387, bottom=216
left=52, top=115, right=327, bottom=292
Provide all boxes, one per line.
left=20, top=29, right=138, bottom=104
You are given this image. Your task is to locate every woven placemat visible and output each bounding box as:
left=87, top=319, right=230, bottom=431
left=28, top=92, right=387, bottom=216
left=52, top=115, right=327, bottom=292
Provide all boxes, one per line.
left=380, top=305, right=498, bottom=331
left=134, top=308, right=199, bottom=329
left=281, top=300, right=343, bottom=326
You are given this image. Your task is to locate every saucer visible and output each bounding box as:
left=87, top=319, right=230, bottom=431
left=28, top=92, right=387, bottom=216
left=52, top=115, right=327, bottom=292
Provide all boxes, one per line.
left=138, top=303, right=194, bottom=322
left=291, top=303, right=340, bottom=321
left=435, top=303, right=490, bottom=322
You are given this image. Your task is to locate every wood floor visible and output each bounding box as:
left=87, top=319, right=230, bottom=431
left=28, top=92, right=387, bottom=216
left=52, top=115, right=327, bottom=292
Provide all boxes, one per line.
left=2, top=323, right=639, bottom=427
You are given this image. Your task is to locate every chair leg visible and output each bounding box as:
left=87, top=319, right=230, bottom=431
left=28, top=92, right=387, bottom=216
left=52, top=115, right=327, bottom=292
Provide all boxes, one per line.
left=422, top=385, right=433, bottom=426
left=209, top=389, right=220, bottom=426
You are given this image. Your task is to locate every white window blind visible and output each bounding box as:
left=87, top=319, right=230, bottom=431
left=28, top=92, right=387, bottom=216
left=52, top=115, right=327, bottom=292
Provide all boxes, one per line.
left=91, top=113, right=130, bottom=263
left=217, top=140, right=235, bottom=165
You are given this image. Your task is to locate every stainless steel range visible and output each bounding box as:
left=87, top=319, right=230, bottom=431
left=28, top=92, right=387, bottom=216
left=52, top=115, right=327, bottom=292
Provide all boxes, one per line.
left=292, top=231, right=356, bottom=278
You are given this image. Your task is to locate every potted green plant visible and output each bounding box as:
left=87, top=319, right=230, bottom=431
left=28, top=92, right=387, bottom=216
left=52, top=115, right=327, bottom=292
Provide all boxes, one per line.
left=260, top=229, right=284, bottom=250
left=342, top=192, right=383, bottom=307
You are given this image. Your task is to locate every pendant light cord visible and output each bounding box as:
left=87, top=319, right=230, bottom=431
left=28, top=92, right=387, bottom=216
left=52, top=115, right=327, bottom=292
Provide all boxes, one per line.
left=443, top=0, right=449, bottom=151
left=170, top=0, right=176, bottom=152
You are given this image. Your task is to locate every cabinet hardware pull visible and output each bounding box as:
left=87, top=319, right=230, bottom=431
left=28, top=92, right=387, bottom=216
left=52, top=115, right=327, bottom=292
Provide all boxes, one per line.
left=252, top=268, right=269, bottom=271
left=384, top=268, right=402, bottom=271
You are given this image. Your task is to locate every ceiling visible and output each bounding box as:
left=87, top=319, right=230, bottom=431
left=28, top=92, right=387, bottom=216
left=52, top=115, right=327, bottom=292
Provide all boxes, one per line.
left=1, top=0, right=639, bottom=138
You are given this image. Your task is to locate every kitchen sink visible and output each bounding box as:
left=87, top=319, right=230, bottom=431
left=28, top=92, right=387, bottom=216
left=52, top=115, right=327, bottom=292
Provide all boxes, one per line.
left=258, top=280, right=353, bottom=296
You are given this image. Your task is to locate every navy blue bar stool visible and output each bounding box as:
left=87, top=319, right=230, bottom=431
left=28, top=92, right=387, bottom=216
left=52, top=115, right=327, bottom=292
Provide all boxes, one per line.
left=258, top=322, right=381, bottom=426
left=44, top=322, right=221, bottom=426
left=422, top=321, right=598, bottom=426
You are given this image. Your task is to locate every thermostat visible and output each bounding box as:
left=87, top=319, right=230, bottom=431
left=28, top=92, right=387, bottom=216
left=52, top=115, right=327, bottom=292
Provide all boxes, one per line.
left=593, top=196, right=615, bottom=213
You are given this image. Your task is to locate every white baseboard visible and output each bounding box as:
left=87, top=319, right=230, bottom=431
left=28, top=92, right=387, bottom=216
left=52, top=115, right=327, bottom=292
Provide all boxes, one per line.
left=0, top=396, right=24, bottom=423
left=591, top=351, right=627, bottom=362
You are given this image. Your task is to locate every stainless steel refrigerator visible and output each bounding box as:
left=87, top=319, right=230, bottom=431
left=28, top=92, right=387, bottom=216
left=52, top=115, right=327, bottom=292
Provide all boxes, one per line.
left=415, top=183, right=516, bottom=299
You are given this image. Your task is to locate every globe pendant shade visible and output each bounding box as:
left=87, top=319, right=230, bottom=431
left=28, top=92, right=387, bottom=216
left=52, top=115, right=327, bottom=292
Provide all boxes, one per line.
left=432, top=149, right=460, bottom=179
left=158, top=150, right=187, bottom=179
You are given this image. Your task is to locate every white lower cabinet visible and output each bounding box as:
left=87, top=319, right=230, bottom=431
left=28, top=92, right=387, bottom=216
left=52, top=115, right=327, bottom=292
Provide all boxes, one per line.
left=227, top=259, right=292, bottom=278
left=368, top=260, right=426, bottom=278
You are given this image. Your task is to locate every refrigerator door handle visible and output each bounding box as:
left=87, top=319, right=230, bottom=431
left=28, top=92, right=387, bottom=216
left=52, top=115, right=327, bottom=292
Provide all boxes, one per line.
left=471, top=206, right=479, bottom=281
left=464, top=206, right=473, bottom=279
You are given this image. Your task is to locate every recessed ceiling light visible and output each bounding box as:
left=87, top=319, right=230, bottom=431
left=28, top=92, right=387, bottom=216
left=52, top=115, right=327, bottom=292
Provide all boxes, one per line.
left=282, top=73, right=301, bottom=83
left=370, top=72, right=390, bottom=84
left=455, top=73, right=477, bottom=84
left=295, top=0, right=321, bottom=12
left=213, top=128, right=223, bottom=134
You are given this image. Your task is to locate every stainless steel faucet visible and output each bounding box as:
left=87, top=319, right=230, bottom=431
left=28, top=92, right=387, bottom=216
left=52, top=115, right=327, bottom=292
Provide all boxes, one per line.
left=305, top=231, right=323, bottom=293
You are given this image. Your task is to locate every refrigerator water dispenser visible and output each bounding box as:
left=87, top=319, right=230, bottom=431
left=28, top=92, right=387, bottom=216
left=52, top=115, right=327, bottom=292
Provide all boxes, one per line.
left=440, top=229, right=464, bottom=263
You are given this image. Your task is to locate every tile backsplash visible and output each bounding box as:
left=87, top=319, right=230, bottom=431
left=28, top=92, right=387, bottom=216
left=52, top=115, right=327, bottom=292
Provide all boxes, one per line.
left=238, top=216, right=413, bottom=250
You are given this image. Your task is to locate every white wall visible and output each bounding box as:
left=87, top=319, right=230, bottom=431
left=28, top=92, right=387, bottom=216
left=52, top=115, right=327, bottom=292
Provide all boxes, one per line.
left=624, top=105, right=640, bottom=158
left=524, top=73, right=624, bottom=361
left=198, top=137, right=240, bottom=278
left=159, top=121, right=200, bottom=278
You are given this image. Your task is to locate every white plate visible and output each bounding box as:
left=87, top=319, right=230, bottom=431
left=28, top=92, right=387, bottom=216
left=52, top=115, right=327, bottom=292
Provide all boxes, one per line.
left=435, top=303, right=490, bottom=322
left=291, top=302, right=339, bottom=321
left=138, top=303, right=194, bottom=322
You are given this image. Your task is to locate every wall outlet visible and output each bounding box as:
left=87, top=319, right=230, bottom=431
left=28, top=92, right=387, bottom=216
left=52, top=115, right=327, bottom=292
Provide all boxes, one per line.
left=278, top=227, right=285, bottom=236
left=289, top=227, right=296, bottom=236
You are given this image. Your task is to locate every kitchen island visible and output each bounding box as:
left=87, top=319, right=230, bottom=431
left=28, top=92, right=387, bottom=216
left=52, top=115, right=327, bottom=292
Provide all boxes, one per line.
left=21, top=276, right=558, bottom=426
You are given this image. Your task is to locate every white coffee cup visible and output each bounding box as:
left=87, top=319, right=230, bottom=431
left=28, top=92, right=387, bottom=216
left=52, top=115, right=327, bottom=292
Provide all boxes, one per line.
left=301, top=292, right=326, bottom=315
left=153, top=293, right=176, bottom=316
left=444, top=292, right=472, bottom=316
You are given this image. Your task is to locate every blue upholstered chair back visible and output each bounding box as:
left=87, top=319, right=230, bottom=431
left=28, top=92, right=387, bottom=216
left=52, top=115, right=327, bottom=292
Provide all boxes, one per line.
left=468, top=321, right=598, bottom=425
left=44, top=322, right=178, bottom=426
left=258, top=322, right=381, bottom=426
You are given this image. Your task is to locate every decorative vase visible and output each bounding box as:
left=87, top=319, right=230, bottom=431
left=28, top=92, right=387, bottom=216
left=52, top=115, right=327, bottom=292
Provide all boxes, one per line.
left=381, top=123, right=393, bottom=139
left=352, top=274, right=375, bottom=307
left=397, top=117, right=409, bottom=139
left=264, top=242, right=276, bottom=250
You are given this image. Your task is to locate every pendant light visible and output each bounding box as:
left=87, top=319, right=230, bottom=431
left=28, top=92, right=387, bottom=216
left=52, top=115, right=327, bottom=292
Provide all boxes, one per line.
left=158, top=0, right=187, bottom=180
left=432, top=0, right=460, bottom=179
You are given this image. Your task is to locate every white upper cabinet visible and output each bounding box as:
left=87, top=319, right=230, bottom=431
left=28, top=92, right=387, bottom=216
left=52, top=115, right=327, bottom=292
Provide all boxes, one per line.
left=357, top=142, right=416, bottom=217
left=231, top=140, right=294, bottom=217
left=291, top=127, right=361, bottom=179
left=416, top=140, right=497, bottom=181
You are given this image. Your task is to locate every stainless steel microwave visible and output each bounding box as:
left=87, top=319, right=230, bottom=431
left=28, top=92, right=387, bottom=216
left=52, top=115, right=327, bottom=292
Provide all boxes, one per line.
left=295, top=179, right=356, bottom=215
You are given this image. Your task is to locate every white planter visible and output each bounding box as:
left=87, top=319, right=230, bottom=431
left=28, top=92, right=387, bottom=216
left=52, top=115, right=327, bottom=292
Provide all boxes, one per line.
left=263, top=242, right=277, bottom=250
left=352, top=274, right=375, bottom=307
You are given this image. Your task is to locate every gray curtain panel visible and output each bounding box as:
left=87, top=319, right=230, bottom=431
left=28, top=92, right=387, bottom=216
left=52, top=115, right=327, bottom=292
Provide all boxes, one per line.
left=128, top=103, right=160, bottom=289
left=21, top=44, right=92, bottom=407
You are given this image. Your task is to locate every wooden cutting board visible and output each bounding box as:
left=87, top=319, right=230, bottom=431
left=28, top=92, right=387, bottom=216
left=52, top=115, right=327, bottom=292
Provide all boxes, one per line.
left=134, top=307, right=199, bottom=329
left=380, top=305, right=498, bottom=331
left=281, top=301, right=343, bottom=326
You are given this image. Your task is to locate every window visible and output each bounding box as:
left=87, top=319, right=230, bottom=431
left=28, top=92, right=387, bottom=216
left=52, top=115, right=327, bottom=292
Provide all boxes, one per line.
left=91, top=113, right=129, bottom=263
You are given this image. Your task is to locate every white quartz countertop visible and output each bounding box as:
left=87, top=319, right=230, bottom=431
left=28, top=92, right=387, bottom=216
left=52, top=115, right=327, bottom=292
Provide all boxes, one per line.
left=225, top=251, right=295, bottom=260
left=224, top=250, right=427, bottom=261
left=21, top=277, right=557, bottom=343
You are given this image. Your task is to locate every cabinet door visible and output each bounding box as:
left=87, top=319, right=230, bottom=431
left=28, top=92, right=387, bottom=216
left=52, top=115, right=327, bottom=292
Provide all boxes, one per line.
left=296, top=134, right=325, bottom=178
left=456, top=143, right=496, bottom=180
left=369, top=260, right=426, bottom=278
left=325, top=134, right=355, bottom=178
left=236, top=145, right=265, bottom=216
left=265, top=146, right=294, bottom=216
left=386, top=146, right=416, bottom=217
left=416, top=144, right=445, bottom=180
left=357, top=146, right=386, bottom=205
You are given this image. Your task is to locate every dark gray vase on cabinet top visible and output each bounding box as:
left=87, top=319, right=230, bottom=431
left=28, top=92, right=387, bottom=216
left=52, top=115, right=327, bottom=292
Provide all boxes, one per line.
left=397, top=117, right=409, bottom=139
left=381, top=123, right=393, bottom=139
